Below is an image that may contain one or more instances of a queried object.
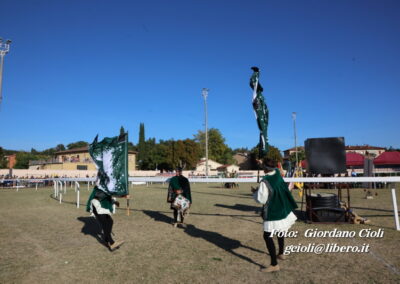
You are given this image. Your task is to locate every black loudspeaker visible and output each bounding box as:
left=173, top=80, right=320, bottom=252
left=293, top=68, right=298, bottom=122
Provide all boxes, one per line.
left=305, top=137, right=346, bottom=175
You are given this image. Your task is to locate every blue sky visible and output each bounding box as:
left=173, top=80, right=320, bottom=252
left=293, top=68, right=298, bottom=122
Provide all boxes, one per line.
left=0, top=0, right=399, bottom=152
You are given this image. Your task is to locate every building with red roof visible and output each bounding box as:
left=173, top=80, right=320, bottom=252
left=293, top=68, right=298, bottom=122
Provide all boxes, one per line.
left=374, top=152, right=400, bottom=165
left=346, top=152, right=365, bottom=167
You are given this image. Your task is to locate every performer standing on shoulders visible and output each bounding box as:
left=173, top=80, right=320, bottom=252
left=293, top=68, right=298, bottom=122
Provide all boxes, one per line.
left=252, top=158, right=298, bottom=272
left=167, top=167, right=192, bottom=228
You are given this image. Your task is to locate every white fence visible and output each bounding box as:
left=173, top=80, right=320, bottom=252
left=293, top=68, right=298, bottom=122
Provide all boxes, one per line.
left=2, top=176, right=400, bottom=230
left=3, top=176, right=399, bottom=183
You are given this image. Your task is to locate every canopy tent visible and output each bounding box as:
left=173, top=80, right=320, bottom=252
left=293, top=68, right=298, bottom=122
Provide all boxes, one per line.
left=346, top=152, right=365, bottom=167
left=299, top=152, right=365, bottom=169
left=374, top=151, right=400, bottom=165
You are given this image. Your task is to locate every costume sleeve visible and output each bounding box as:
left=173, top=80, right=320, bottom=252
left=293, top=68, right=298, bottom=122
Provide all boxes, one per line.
left=92, top=199, right=112, bottom=215
left=253, top=181, right=269, bottom=204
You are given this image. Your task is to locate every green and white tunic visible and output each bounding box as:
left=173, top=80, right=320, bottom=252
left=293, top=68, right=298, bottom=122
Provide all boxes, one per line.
left=168, top=175, right=192, bottom=203
left=254, top=169, right=298, bottom=232
left=86, top=187, right=114, bottom=216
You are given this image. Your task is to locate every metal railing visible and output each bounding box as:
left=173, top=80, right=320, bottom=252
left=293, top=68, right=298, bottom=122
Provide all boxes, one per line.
left=29, top=159, right=62, bottom=166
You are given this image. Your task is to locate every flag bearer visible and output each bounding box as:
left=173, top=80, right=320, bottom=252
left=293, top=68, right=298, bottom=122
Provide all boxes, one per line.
left=252, top=159, right=298, bottom=272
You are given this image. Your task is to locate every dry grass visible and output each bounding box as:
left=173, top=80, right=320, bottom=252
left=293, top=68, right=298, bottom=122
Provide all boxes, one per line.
left=0, top=182, right=399, bottom=284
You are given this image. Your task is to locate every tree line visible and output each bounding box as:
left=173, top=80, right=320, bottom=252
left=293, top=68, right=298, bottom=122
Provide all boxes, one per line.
left=0, top=141, right=91, bottom=169
left=134, top=124, right=284, bottom=171
left=0, top=124, right=285, bottom=170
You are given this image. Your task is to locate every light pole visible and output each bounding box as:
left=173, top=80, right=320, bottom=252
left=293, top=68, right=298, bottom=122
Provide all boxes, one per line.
left=202, top=88, right=209, bottom=177
left=292, top=112, right=298, bottom=173
left=0, top=38, right=11, bottom=107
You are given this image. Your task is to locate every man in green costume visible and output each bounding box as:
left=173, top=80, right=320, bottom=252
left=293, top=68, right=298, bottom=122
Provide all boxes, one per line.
left=86, top=186, right=124, bottom=251
left=167, top=167, right=192, bottom=228
left=85, top=133, right=128, bottom=251
left=252, top=159, right=298, bottom=272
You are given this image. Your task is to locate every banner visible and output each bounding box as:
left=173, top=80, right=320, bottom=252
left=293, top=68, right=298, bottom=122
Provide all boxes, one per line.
left=89, top=133, right=129, bottom=196
left=250, top=66, right=269, bottom=155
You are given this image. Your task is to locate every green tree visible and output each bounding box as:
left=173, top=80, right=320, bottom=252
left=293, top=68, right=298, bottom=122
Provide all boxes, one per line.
left=232, top=147, right=249, bottom=154
left=14, top=152, right=33, bottom=169
left=41, top=144, right=66, bottom=156
left=137, top=123, right=147, bottom=170
left=0, top=147, right=7, bottom=168
left=3, top=149, right=18, bottom=155
left=173, top=139, right=201, bottom=170
left=14, top=152, right=48, bottom=169
left=127, top=142, right=137, bottom=152
left=67, top=141, right=89, bottom=150
left=41, top=148, right=55, bottom=156
left=140, top=137, right=156, bottom=170
left=249, top=144, right=283, bottom=170
left=154, top=139, right=174, bottom=171
left=289, top=150, right=306, bottom=165
left=146, top=138, right=201, bottom=171
left=55, top=144, right=66, bottom=152
left=194, top=128, right=233, bottom=164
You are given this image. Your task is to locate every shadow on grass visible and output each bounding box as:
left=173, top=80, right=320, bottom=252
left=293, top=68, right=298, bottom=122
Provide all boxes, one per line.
left=204, top=185, right=242, bottom=190
left=205, top=185, right=225, bottom=189
left=362, top=214, right=396, bottom=218
left=230, top=216, right=263, bottom=225
left=143, top=210, right=266, bottom=268
left=143, top=210, right=173, bottom=224
left=215, top=203, right=260, bottom=213
left=352, top=206, right=400, bottom=213
left=192, top=191, right=251, bottom=199
left=77, top=216, right=108, bottom=248
left=184, top=224, right=266, bottom=268
left=223, top=205, right=307, bottom=224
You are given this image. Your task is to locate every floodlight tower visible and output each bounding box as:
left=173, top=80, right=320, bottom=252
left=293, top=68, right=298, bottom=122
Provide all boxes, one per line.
left=0, top=38, right=11, bottom=107
left=202, top=88, right=209, bottom=177
left=292, top=112, right=299, bottom=172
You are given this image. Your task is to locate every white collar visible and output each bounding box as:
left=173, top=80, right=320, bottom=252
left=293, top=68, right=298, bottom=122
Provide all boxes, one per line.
left=265, top=169, right=276, bottom=176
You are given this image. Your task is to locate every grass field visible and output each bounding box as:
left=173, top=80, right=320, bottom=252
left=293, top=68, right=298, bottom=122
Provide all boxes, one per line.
left=0, top=182, right=399, bottom=283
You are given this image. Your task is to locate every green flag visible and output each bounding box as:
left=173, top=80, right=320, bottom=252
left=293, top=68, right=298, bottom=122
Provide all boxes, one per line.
left=89, top=133, right=129, bottom=196
left=250, top=66, right=269, bottom=155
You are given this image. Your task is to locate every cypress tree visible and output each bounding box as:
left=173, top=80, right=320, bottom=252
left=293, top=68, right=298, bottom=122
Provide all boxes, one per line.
left=137, top=123, right=146, bottom=169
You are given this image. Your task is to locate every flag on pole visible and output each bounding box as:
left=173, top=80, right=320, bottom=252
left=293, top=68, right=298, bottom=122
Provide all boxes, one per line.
left=295, top=161, right=304, bottom=198
left=89, top=133, right=129, bottom=196
left=250, top=67, right=269, bottom=155
left=288, top=162, right=304, bottom=196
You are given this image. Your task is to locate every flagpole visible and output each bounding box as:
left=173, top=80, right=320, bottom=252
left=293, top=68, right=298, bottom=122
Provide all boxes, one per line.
left=125, top=132, right=129, bottom=193
left=124, top=132, right=130, bottom=216
left=292, top=112, right=298, bottom=174
left=0, top=38, right=11, bottom=108
left=202, top=88, right=209, bottom=177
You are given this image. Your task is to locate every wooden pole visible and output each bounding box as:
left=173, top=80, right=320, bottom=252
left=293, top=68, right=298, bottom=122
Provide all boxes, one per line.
left=126, top=195, right=130, bottom=216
